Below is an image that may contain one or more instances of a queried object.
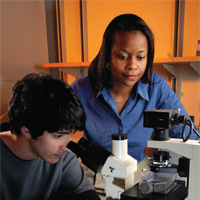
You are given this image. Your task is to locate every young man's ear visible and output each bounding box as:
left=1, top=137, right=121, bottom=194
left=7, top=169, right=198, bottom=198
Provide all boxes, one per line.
left=21, top=126, right=32, bottom=139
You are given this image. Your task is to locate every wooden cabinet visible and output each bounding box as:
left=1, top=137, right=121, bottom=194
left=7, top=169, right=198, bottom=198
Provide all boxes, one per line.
left=182, top=0, right=200, bottom=57
left=84, top=0, right=176, bottom=61
left=62, top=0, right=199, bottom=60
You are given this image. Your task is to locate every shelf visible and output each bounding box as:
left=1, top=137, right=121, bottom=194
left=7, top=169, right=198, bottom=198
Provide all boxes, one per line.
left=43, top=56, right=200, bottom=78
left=172, top=56, right=200, bottom=63
left=43, top=62, right=90, bottom=78
left=154, top=56, right=200, bottom=76
left=154, top=56, right=200, bottom=64
left=43, top=62, right=91, bottom=68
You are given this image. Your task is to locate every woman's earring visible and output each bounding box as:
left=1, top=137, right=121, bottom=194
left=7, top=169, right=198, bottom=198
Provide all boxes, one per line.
left=106, top=62, right=110, bottom=69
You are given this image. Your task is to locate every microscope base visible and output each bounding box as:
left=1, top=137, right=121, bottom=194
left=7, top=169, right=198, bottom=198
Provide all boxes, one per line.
left=121, top=180, right=187, bottom=200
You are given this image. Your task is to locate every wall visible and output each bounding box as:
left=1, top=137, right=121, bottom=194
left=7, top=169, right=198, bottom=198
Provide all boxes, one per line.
left=0, top=0, right=49, bottom=122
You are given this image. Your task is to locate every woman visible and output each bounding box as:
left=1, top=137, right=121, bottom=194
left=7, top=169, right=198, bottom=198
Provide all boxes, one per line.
left=71, top=14, right=199, bottom=175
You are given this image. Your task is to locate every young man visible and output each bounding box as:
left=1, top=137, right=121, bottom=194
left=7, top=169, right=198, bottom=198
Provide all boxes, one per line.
left=0, top=73, right=100, bottom=200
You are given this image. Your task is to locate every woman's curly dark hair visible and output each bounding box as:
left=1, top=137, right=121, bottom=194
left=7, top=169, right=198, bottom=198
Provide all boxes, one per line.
left=88, top=13, right=155, bottom=91
left=8, top=72, right=86, bottom=139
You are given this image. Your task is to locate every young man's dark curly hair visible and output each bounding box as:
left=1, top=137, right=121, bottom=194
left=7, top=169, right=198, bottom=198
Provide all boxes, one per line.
left=8, top=72, right=86, bottom=139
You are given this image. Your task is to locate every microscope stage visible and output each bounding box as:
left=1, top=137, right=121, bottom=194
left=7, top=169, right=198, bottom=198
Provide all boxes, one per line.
left=121, top=180, right=187, bottom=200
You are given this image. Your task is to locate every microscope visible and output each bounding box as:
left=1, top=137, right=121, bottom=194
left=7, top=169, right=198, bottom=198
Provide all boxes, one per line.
left=68, top=109, right=200, bottom=200
left=121, top=109, right=200, bottom=200
left=68, top=134, right=137, bottom=200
